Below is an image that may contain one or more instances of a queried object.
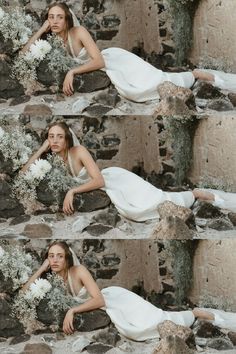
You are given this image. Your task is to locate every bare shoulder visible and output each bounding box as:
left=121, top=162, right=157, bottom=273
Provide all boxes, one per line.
left=69, top=26, right=90, bottom=37
left=69, top=145, right=88, bottom=156
left=70, top=264, right=85, bottom=274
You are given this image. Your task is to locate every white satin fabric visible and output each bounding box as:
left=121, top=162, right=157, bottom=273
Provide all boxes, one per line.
left=67, top=271, right=194, bottom=341
left=68, top=154, right=195, bottom=222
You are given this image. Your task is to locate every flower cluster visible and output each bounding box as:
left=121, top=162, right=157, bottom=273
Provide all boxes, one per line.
left=0, top=123, right=36, bottom=171
left=0, top=6, right=33, bottom=51
left=0, top=244, right=34, bottom=291
left=13, top=272, right=78, bottom=331
left=12, top=34, right=74, bottom=89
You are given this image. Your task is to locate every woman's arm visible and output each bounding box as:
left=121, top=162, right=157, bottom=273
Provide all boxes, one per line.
left=63, top=145, right=105, bottom=214
left=21, top=259, right=50, bottom=292
left=21, top=140, right=49, bottom=172
left=21, top=20, right=51, bottom=53
left=63, top=26, right=105, bottom=96
left=63, top=265, right=105, bottom=334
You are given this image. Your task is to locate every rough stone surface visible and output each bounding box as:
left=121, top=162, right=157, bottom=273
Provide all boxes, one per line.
left=157, top=81, right=195, bottom=109
left=9, top=334, right=31, bottom=345
left=228, top=331, right=236, bottom=346
left=74, top=310, right=110, bottom=331
left=155, top=96, right=193, bottom=116
left=84, top=223, right=113, bottom=236
left=74, top=71, right=110, bottom=93
left=207, top=98, right=234, bottom=111
left=194, top=202, right=223, bottom=219
left=22, top=223, right=53, bottom=238
left=157, top=201, right=194, bottom=225
left=0, top=181, right=24, bottom=218
left=207, top=337, right=234, bottom=350
left=9, top=95, right=31, bottom=106
left=23, top=104, right=53, bottom=116
left=228, top=93, right=236, bottom=107
left=157, top=320, right=195, bottom=347
left=92, top=327, right=121, bottom=346
left=9, top=215, right=31, bottom=226
left=0, top=299, right=24, bottom=338
left=21, top=343, right=52, bottom=354
left=153, top=335, right=194, bottom=354
left=194, top=321, right=223, bottom=338
left=194, top=82, right=223, bottom=100
left=0, top=60, right=24, bottom=99
left=74, top=190, right=111, bottom=212
left=0, top=271, right=14, bottom=293
left=228, top=212, right=236, bottom=226
left=151, top=216, right=194, bottom=239
left=206, top=218, right=234, bottom=231
left=85, top=343, right=113, bottom=353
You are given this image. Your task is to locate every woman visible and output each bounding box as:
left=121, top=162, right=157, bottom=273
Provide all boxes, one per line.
left=22, top=3, right=236, bottom=102
left=22, top=121, right=230, bottom=221
left=23, top=241, right=236, bottom=339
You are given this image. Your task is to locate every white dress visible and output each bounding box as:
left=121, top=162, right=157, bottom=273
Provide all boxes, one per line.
left=67, top=271, right=195, bottom=341
left=68, top=35, right=236, bottom=102
left=68, top=154, right=195, bottom=222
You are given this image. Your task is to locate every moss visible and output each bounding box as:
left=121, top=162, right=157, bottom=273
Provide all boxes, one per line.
left=165, top=240, right=197, bottom=306
left=163, top=114, right=198, bottom=186
left=167, top=0, right=201, bottom=66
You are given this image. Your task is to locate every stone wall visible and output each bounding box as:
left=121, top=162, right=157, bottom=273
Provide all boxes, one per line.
left=190, top=0, right=236, bottom=71
left=189, top=113, right=236, bottom=190
left=190, top=239, right=236, bottom=311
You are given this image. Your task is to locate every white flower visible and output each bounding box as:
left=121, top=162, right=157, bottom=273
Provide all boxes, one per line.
left=29, top=278, right=52, bottom=299
left=0, top=8, right=5, bottom=20
left=0, top=246, right=5, bottom=258
left=0, top=127, right=5, bottom=139
left=24, top=51, right=34, bottom=62
left=29, top=159, right=52, bottom=180
left=25, top=254, right=33, bottom=263
left=29, top=39, right=52, bottom=61
left=19, top=152, right=30, bottom=165
left=20, top=33, right=30, bottom=45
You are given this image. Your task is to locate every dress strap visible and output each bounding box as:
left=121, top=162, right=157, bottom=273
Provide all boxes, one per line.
left=67, top=270, right=77, bottom=297
left=68, top=33, right=76, bottom=58
left=68, top=152, right=76, bottom=177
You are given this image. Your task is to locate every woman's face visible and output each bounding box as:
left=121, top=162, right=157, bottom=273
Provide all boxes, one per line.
left=48, top=244, right=67, bottom=273
left=48, top=6, right=67, bottom=34
left=48, top=125, right=67, bottom=154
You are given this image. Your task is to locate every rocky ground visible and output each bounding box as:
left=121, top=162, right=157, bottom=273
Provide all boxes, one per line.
left=0, top=200, right=235, bottom=240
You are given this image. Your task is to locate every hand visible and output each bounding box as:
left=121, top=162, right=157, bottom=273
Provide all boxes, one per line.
left=40, top=139, right=50, bottom=153
left=63, top=308, right=75, bottom=335
left=63, top=189, right=75, bottom=215
left=41, top=20, right=51, bottom=34
left=40, top=259, right=50, bottom=273
left=63, top=70, right=75, bottom=96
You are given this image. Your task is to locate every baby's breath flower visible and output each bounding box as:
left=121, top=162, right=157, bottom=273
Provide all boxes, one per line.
left=0, top=7, right=5, bottom=20
left=0, top=126, right=5, bottom=139
left=0, top=246, right=5, bottom=258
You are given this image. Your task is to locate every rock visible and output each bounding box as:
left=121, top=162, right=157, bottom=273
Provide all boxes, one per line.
left=207, top=218, right=234, bottom=231
left=36, top=183, right=57, bottom=206
left=155, top=96, right=193, bottom=116
left=194, top=321, right=223, bottom=338
left=206, top=98, right=234, bottom=111
left=0, top=34, right=14, bottom=55
left=153, top=335, right=194, bottom=354
left=72, top=97, right=91, bottom=114
left=207, top=337, right=234, bottom=350
left=0, top=59, right=24, bottom=99
left=85, top=343, right=113, bottom=354
left=23, top=104, right=53, bottom=116
left=228, top=212, right=236, bottom=226
left=194, top=201, right=223, bottom=219
left=0, top=299, right=24, bottom=337
left=228, top=93, right=236, bottom=107
left=96, top=149, right=118, bottom=160
left=96, top=269, right=118, bottom=279
left=92, top=327, right=121, bottom=346
left=74, top=309, right=110, bottom=331
left=157, top=320, right=195, bottom=347
left=74, top=71, right=110, bottom=93
left=36, top=60, right=57, bottom=86
left=93, top=208, right=121, bottom=227
left=71, top=336, right=91, bottom=352
left=9, top=95, right=30, bottom=106
left=0, top=151, right=14, bottom=175
left=151, top=216, right=194, bottom=239
left=101, top=254, right=120, bottom=267
left=157, top=201, right=194, bottom=226
left=74, top=190, right=111, bottom=212
left=157, top=81, right=195, bottom=109
left=101, top=134, right=121, bottom=148
left=82, top=131, right=100, bottom=149
left=102, top=15, right=121, bottom=28
left=36, top=299, right=55, bottom=326
left=0, top=271, right=14, bottom=293
left=22, top=223, right=53, bottom=238
left=162, top=160, right=175, bottom=173
left=84, top=223, right=113, bottom=236
left=194, top=82, right=223, bottom=99
left=21, top=343, right=52, bottom=354
left=0, top=180, right=24, bottom=218
left=9, top=334, right=31, bottom=345
left=228, top=331, right=236, bottom=345
left=85, top=104, right=112, bottom=117
left=93, top=87, right=120, bottom=107
left=9, top=214, right=31, bottom=226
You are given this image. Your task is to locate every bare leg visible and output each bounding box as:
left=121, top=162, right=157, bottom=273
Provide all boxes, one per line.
left=193, top=308, right=215, bottom=321
left=193, top=69, right=215, bottom=82
left=193, top=188, right=215, bottom=201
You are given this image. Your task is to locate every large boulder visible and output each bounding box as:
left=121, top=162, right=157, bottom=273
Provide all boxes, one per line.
left=0, top=59, right=24, bottom=99
left=0, top=299, right=24, bottom=337
left=151, top=216, right=194, bottom=239
left=0, top=180, right=24, bottom=218
left=74, top=190, right=111, bottom=212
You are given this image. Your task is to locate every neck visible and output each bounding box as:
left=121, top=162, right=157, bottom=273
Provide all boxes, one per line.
left=58, top=29, right=68, bottom=44
left=57, top=268, right=68, bottom=281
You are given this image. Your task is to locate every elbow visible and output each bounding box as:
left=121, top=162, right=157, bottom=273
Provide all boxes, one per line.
left=98, top=175, right=105, bottom=189
left=99, top=295, right=105, bottom=308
